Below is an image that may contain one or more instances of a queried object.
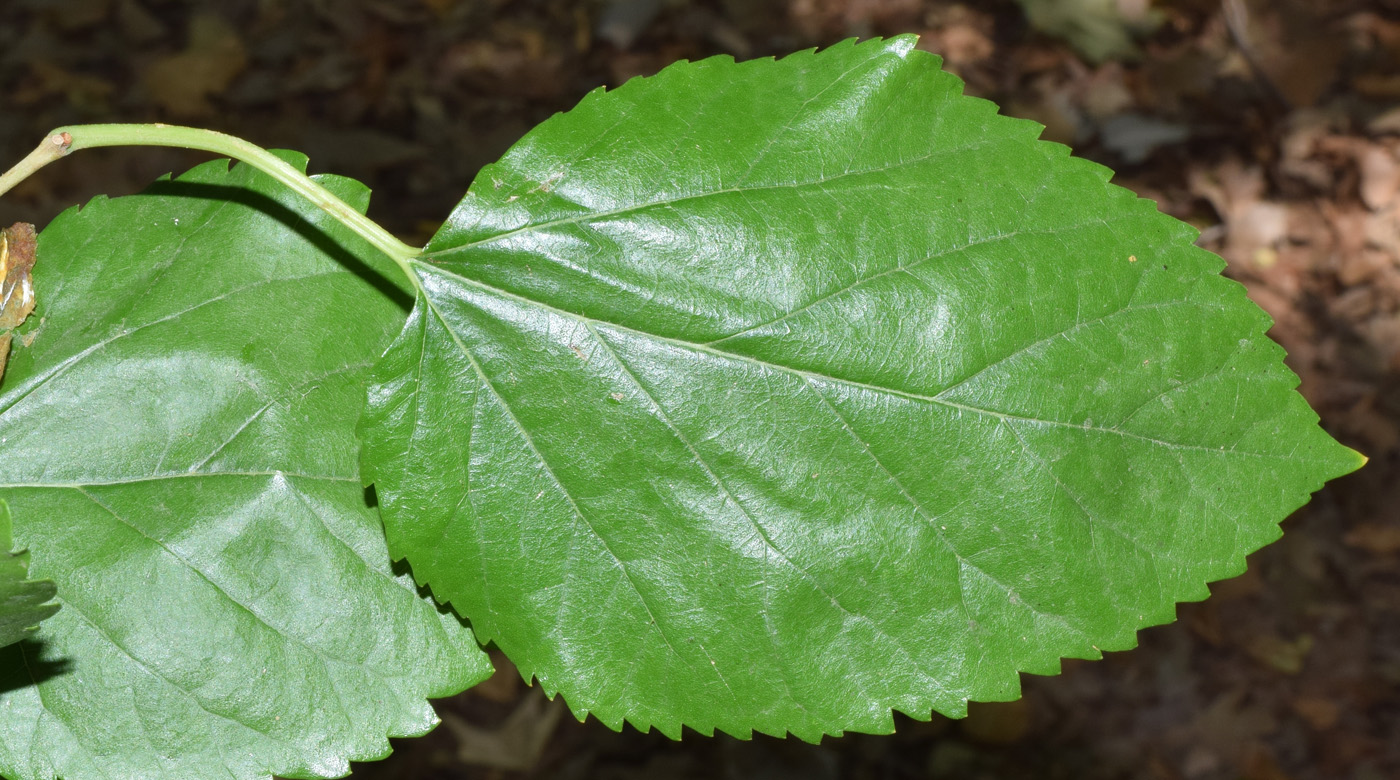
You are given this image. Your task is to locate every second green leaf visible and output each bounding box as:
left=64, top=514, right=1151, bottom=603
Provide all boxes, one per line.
left=359, top=37, right=1362, bottom=741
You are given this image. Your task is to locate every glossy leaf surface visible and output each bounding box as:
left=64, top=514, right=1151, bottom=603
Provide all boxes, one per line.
left=360, top=37, right=1362, bottom=740
left=0, top=156, right=491, bottom=780
left=0, top=501, right=59, bottom=649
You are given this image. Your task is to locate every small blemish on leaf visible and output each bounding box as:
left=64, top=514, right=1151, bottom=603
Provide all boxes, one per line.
left=610, top=392, right=625, bottom=402
left=1129, top=255, right=1137, bottom=263
left=532, top=172, right=565, bottom=194
left=19, top=317, right=42, bottom=348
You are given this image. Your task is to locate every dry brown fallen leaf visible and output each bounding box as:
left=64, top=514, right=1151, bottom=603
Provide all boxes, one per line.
left=0, top=222, right=38, bottom=382
left=1343, top=523, right=1400, bottom=556
left=441, top=688, right=566, bottom=771
left=140, top=12, right=247, bottom=117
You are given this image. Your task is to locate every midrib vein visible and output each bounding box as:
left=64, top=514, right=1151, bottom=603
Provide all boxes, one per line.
left=412, top=260, right=1286, bottom=461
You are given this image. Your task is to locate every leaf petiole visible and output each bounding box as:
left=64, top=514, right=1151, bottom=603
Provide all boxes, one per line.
left=0, top=123, right=422, bottom=282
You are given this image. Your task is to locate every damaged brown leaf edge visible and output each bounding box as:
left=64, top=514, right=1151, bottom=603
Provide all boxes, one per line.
left=0, top=222, right=37, bottom=382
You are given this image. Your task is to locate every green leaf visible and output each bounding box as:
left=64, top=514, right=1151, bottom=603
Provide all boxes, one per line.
left=0, top=501, right=59, bottom=649
left=0, top=155, right=491, bottom=780
left=360, top=37, right=1362, bottom=740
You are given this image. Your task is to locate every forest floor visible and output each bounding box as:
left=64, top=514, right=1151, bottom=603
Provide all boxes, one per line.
left=1, top=1, right=1397, bottom=779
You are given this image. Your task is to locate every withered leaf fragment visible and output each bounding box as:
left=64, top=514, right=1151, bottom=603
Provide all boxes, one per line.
left=0, top=222, right=37, bottom=382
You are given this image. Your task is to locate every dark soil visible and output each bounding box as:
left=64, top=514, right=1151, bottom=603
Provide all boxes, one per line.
left=1, top=2, right=1395, bottom=779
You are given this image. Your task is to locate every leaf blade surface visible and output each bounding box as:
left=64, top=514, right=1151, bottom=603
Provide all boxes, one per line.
left=360, top=37, right=1363, bottom=739
left=0, top=156, right=491, bottom=780
left=0, top=501, right=59, bottom=649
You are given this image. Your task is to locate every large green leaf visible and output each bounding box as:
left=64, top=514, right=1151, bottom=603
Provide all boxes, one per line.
left=360, top=37, right=1362, bottom=740
left=0, top=156, right=491, bottom=780
left=0, top=501, right=59, bottom=649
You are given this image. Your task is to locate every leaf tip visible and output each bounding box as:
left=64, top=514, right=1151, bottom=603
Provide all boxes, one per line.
left=884, top=33, right=920, bottom=57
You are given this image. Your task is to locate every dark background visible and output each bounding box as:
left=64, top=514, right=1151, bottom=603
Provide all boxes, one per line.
left=0, top=1, right=1396, bottom=778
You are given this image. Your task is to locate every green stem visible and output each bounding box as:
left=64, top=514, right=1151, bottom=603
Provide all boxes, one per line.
left=0, top=123, right=421, bottom=280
